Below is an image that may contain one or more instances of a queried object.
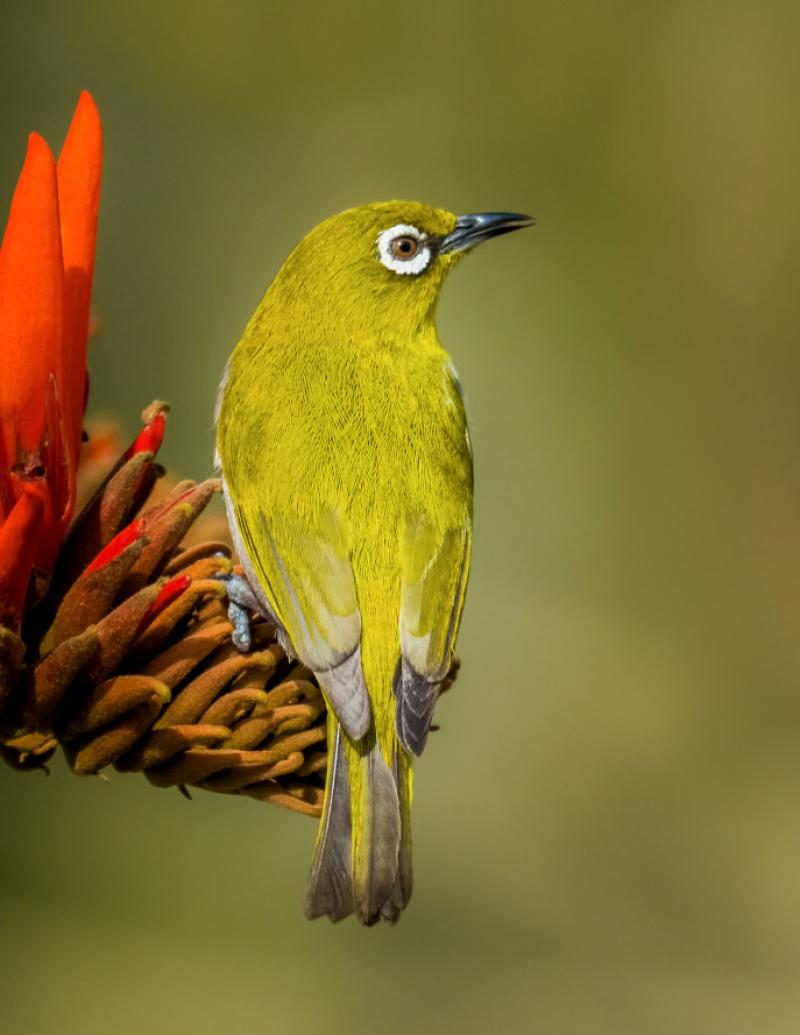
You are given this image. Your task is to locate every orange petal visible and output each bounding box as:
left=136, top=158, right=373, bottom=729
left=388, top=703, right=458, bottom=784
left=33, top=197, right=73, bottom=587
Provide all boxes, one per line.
left=0, top=133, right=64, bottom=469
left=0, top=484, right=47, bottom=630
left=34, top=371, right=69, bottom=570
left=57, top=90, right=102, bottom=480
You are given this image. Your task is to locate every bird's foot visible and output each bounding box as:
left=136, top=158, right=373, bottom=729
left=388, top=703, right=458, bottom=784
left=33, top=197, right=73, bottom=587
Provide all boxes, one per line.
left=215, top=571, right=261, bottom=653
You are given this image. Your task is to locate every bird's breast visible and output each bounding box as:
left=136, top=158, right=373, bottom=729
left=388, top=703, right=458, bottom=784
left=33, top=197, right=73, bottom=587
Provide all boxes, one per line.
left=220, top=332, right=472, bottom=530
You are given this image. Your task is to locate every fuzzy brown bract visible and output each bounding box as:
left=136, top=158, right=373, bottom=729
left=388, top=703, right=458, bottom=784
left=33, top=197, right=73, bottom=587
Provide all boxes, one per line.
left=0, top=405, right=329, bottom=816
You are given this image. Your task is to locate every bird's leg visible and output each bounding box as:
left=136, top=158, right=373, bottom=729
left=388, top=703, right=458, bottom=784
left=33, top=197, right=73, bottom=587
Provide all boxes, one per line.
left=215, top=570, right=261, bottom=653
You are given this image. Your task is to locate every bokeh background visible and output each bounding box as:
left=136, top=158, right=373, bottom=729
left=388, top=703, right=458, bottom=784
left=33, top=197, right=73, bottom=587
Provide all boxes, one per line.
left=2, top=1, right=799, bottom=1032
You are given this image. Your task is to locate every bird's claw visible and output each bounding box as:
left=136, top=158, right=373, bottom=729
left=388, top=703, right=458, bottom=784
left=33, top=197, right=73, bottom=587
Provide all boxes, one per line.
left=215, top=571, right=260, bottom=654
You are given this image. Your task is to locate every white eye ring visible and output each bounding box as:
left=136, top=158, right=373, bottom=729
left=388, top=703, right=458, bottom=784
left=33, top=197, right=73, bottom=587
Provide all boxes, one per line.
left=376, top=224, right=432, bottom=275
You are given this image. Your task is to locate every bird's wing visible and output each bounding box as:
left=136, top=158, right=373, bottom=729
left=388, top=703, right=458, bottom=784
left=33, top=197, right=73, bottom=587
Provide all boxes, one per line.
left=396, top=517, right=472, bottom=756
left=230, top=498, right=371, bottom=740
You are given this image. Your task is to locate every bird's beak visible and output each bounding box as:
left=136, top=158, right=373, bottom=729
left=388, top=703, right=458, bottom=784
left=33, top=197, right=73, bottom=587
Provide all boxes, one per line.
left=438, top=211, right=535, bottom=254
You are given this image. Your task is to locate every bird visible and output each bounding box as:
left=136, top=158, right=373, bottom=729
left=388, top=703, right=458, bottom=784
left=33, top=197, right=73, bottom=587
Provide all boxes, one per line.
left=215, top=201, right=532, bottom=924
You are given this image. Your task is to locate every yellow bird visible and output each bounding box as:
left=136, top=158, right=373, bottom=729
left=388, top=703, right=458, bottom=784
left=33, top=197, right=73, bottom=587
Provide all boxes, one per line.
left=215, top=202, right=532, bottom=924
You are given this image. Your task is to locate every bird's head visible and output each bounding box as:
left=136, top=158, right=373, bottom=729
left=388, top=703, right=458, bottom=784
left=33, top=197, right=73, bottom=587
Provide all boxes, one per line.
left=262, top=201, right=533, bottom=344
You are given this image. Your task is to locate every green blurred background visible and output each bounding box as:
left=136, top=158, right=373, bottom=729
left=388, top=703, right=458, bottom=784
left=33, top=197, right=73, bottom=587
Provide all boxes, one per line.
left=2, top=1, right=800, bottom=1032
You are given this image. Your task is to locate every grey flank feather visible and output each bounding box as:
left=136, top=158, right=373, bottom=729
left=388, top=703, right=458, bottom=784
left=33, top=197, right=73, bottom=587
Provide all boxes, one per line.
left=304, top=719, right=354, bottom=922
left=395, top=662, right=441, bottom=757
left=354, top=736, right=402, bottom=926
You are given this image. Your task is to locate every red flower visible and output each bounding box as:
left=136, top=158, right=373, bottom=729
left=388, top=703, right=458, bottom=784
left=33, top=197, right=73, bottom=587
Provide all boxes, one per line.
left=0, top=99, right=332, bottom=824
left=0, top=93, right=102, bottom=629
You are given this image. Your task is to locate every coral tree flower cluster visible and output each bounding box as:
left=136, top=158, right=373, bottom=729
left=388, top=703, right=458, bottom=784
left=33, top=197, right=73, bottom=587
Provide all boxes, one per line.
left=0, top=96, right=331, bottom=815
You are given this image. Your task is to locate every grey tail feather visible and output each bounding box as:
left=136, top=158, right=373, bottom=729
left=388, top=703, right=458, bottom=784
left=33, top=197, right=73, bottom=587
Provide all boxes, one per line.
left=379, top=749, right=414, bottom=923
left=395, top=660, right=441, bottom=757
left=304, top=719, right=354, bottom=922
left=353, top=735, right=403, bottom=926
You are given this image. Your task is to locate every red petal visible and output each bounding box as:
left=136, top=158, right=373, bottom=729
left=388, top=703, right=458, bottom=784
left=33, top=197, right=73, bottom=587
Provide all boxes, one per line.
left=125, top=411, right=166, bottom=459
left=0, top=133, right=64, bottom=470
left=85, top=517, right=144, bottom=574
left=0, top=484, right=47, bottom=630
left=135, top=573, right=192, bottom=637
left=57, top=91, right=102, bottom=506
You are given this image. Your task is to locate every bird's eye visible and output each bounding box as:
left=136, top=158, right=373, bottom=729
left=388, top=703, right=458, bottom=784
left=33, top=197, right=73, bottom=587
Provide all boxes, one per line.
left=376, top=224, right=432, bottom=275
left=390, top=236, right=419, bottom=260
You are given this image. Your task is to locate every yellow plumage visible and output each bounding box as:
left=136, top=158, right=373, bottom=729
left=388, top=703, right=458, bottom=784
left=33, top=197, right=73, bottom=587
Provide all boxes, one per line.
left=216, top=201, right=530, bottom=924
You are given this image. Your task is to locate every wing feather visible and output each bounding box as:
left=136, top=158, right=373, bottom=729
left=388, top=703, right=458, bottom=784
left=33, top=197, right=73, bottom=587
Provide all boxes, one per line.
left=224, top=484, right=372, bottom=740
left=396, top=518, right=471, bottom=756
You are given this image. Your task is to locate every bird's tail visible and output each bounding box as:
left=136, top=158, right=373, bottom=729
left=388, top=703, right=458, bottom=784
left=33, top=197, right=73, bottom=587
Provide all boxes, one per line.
left=305, top=714, right=413, bottom=925
left=304, top=713, right=354, bottom=922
